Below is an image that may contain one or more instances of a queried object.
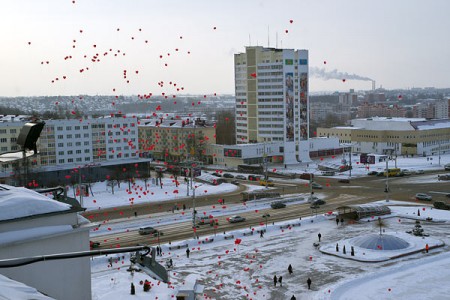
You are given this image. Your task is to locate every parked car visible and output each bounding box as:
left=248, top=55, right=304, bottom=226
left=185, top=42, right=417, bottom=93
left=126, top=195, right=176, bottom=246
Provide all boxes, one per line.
left=401, top=169, right=412, bottom=176
left=338, top=178, right=350, bottom=183
left=415, top=193, right=432, bottom=201
left=211, top=172, right=222, bottom=177
left=367, top=171, right=378, bottom=175
left=270, top=202, right=286, bottom=209
left=235, top=175, right=246, bottom=180
left=376, top=172, right=385, bottom=177
left=445, top=163, right=450, bottom=171
left=228, top=215, right=246, bottom=223
left=248, top=175, right=262, bottom=181
left=223, top=173, right=234, bottom=178
left=259, top=179, right=274, bottom=187
left=433, top=201, right=450, bottom=210
left=416, top=169, right=425, bottom=174
left=230, top=180, right=240, bottom=185
left=311, top=182, right=323, bottom=189
left=138, top=226, right=158, bottom=235
left=299, top=173, right=314, bottom=180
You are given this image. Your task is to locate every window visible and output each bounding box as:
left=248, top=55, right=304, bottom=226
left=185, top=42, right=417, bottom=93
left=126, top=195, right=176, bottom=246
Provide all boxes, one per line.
left=84, top=141, right=90, bottom=146
left=57, top=126, right=63, bottom=130
left=0, top=138, right=7, bottom=143
left=75, top=126, right=80, bottom=130
left=66, top=126, right=72, bottom=130
left=68, top=150, right=73, bottom=155
left=58, top=143, right=64, bottom=147
left=10, top=129, right=17, bottom=134
left=67, top=158, right=73, bottom=163
left=58, top=135, right=63, bottom=139
left=84, top=133, right=89, bottom=138
left=58, top=151, right=64, bottom=155
left=76, top=150, right=81, bottom=154
left=59, top=159, right=65, bottom=164
left=75, top=134, right=81, bottom=138
left=67, top=142, right=72, bottom=147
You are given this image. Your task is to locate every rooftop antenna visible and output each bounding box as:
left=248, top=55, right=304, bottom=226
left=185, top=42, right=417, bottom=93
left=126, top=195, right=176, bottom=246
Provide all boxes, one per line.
left=280, top=39, right=283, bottom=48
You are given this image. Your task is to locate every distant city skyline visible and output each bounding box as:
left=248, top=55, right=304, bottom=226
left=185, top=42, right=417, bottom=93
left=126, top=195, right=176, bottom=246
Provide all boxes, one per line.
left=2, top=0, right=450, bottom=97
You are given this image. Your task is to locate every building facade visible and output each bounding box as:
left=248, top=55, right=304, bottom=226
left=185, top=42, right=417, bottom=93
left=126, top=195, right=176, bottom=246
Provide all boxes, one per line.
left=138, top=118, right=216, bottom=164
left=1, top=115, right=139, bottom=179
left=317, top=117, right=450, bottom=156
left=234, top=46, right=310, bottom=164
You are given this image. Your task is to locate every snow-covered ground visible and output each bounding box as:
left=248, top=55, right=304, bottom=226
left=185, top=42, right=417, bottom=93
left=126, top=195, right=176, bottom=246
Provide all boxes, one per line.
left=91, top=204, right=450, bottom=300
left=2, top=154, right=450, bottom=299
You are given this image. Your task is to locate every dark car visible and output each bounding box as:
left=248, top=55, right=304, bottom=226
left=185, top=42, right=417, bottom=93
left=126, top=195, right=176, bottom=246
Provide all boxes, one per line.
left=235, top=175, right=246, bottom=180
left=90, top=241, right=100, bottom=249
left=230, top=180, right=240, bottom=185
left=338, top=178, right=350, bottom=183
left=299, top=173, right=314, bottom=180
left=212, top=172, right=222, bottom=177
left=271, top=202, right=286, bottom=209
left=223, top=173, right=234, bottom=178
left=376, top=172, right=385, bottom=177
left=367, top=171, right=378, bottom=175
left=248, top=175, right=262, bottom=181
left=138, top=226, right=158, bottom=235
left=313, top=199, right=326, bottom=205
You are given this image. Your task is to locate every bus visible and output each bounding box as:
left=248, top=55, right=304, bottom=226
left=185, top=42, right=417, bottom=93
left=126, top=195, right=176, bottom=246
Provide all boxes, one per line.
left=384, top=168, right=401, bottom=177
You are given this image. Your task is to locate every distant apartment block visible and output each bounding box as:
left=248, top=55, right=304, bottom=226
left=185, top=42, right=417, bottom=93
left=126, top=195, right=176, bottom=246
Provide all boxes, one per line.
left=413, top=99, right=449, bottom=119
left=138, top=118, right=216, bottom=164
left=357, top=102, right=407, bottom=118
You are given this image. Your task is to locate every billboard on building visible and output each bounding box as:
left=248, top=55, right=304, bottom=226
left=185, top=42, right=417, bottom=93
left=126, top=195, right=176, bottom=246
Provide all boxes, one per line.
left=285, top=72, right=294, bottom=141
left=299, top=72, right=308, bottom=140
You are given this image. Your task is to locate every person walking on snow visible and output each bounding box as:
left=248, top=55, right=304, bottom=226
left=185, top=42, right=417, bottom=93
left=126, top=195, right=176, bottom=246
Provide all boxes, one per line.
left=288, top=264, right=293, bottom=275
left=273, top=275, right=277, bottom=287
left=307, top=277, right=312, bottom=289
left=318, top=232, right=322, bottom=242
left=278, top=276, right=283, bottom=287
left=291, top=296, right=296, bottom=300
left=186, top=248, right=190, bottom=258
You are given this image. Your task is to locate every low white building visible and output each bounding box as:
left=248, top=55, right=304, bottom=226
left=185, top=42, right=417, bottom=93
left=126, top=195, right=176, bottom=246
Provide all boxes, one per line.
left=0, top=185, right=92, bottom=300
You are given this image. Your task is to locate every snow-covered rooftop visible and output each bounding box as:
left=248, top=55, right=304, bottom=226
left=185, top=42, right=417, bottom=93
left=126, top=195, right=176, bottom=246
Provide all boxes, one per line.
left=0, top=185, right=71, bottom=222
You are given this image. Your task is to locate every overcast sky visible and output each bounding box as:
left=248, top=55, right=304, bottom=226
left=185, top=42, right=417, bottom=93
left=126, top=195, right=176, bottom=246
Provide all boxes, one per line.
left=1, top=0, right=450, bottom=97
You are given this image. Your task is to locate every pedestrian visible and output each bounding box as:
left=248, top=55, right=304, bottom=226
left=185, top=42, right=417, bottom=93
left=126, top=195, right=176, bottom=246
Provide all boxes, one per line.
left=186, top=248, right=190, bottom=258
left=134, top=211, right=137, bottom=217
left=351, top=246, right=355, bottom=256
left=318, top=233, right=322, bottom=242
left=343, top=245, right=346, bottom=254
left=130, top=283, right=135, bottom=295
left=288, top=264, right=293, bottom=275
left=425, top=243, right=429, bottom=253
left=336, top=243, right=339, bottom=252
left=340, top=218, right=344, bottom=225
left=260, top=231, right=264, bottom=238
left=307, top=277, right=312, bottom=290
left=291, top=296, right=296, bottom=300
left=418, top=209, right=420, bottom=217
left=278, top=276, right=283, bottom=287
left=336, top=217, right=339, bottom=226
left=273, top=275, right=277, bottom=287
left=183, top=204, right=186, bottom=211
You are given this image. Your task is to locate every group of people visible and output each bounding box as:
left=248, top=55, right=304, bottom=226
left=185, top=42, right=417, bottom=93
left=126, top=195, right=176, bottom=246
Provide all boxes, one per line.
left=273, top=264, right=312, bottom=295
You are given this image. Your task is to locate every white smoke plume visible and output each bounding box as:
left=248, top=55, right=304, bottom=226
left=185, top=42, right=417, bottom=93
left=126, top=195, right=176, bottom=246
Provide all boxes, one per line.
left=310, top=67, right=372, bottom=81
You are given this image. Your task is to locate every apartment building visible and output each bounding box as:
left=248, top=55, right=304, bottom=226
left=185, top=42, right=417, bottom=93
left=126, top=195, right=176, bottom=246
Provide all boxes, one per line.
left=234, top=46, right=310, bottom=163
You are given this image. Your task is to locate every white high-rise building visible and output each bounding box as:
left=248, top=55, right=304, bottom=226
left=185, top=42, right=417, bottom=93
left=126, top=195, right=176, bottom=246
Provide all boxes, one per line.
left=234, top=46, right=310, bottom=163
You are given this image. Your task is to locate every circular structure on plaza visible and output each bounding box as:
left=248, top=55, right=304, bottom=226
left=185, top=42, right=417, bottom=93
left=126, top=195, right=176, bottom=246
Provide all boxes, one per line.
left=351, top=234, right=410, bottom=251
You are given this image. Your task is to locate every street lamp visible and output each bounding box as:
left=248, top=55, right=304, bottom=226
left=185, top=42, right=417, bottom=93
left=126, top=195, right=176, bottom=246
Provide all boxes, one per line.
left=262, top=214, right=270, bottom=228
left=385, top=158, right=390, bottom=203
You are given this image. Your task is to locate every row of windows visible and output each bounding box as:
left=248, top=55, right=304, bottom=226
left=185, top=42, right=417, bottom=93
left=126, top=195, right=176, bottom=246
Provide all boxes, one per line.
left=58, top=149, right=90, bottom=155
left=259, top=124, right=284, bottom=128
left=257, top=65, right=283, bottom=70
left=259, top=130, right=284, bottom=135
left=257, top=92, right=284, bottom=96
left=59, top=157, right=91, bottom=164
left=258, top=105, right=284, bottom=109
left=257, top=85, right=284, bottom=90
left=0, top=129, right=17, bottom=134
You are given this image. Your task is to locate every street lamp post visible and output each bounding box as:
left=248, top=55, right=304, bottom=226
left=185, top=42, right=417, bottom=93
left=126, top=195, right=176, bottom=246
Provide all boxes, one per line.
left=262, top=214, right=270, bottom=228
left=385, top=159, right=390, bottom=202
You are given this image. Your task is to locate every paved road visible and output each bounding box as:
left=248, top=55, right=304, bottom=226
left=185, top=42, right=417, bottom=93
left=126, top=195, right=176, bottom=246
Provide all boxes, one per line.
left=88, top=170, right=450, bottom=249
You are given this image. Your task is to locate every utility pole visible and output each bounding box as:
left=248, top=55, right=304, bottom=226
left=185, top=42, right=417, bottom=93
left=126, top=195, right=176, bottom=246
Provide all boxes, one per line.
left=385, top=159, right=389, bottom=203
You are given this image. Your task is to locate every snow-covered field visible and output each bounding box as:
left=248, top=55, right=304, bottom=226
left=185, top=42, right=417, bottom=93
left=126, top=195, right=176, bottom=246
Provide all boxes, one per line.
left=61, top=154, right=450, bottom=299
left=91, top=204, right=450, bottom=300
